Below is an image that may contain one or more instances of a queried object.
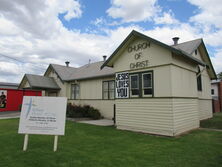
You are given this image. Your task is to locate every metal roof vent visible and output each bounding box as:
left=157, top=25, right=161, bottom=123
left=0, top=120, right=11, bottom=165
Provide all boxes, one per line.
left=103, top=55, right=107, bottom=61
left=65, top=61, right=70, bottom=67
left=172, top=37, right=179, bottom=45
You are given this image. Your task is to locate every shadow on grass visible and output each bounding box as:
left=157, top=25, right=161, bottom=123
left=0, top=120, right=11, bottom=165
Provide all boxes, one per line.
left=200, top=112, right=222, bottom=129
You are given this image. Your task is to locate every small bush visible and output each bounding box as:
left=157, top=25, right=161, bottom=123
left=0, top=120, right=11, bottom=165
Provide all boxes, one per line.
left=66, top=103, right=101, bottom=120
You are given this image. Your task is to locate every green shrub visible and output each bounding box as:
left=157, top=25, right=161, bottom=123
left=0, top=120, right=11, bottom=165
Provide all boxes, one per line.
left=88, top=107, right=101, bottom=120
left=66, top=103, right=101, bottom=119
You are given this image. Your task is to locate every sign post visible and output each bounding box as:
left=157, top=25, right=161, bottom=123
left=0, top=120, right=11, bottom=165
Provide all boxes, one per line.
left=18, top=96, right=67, bottom=151
left=23, top=134, right=29, bottom=151
left=53, top=135, right=58, bottom=152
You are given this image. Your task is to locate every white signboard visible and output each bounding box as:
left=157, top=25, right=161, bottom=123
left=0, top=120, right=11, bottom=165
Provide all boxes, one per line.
left=115, top=72, right=129, bottom=98
left=18, top=96, right=67, bottom=135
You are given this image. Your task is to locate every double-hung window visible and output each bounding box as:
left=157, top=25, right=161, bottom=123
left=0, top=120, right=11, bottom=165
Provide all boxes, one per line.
left=130, top=74, right=139, bottom=97
left=103, top=80, right=115, bottom=99
left=197, top=67, right=202, bottom=91
left=142, top=73, right=152, bottom=96
left=130, top=71, right=153, bottom=97
left=71, top=84, right=79, bottom=99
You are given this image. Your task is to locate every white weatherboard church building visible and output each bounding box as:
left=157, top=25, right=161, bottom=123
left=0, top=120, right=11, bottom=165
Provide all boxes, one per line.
left=19, top=30, right=217, bottom=136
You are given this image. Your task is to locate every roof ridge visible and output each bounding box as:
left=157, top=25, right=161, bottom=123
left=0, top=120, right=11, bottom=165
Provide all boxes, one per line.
left=25, top=73, right=42, bottom=76
left=26, top=74, right=53, bottom=78
left=172, top=38, right=202, bottom=46
left=77, top=60, right=103, bottom=69
left=50, top=63, right=76, bottom=69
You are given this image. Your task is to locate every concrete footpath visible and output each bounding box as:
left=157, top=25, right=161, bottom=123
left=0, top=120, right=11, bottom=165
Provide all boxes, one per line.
left=0, top=111, right=114, bottom=126
left=78, top=119, right=114, bottom=126
left=0, top=111, right=20, bottom=119
left=67, top=117, right=114, bottom=126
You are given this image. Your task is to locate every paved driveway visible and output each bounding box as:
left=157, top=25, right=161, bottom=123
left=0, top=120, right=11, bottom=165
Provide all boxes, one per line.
left=78, top=119, right=114, bottom=126
left=0, top=111, right=20, bottom=119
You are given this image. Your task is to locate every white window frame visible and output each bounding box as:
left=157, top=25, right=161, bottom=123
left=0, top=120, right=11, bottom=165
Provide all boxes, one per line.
left=71, top=84, right=80, bottom=99
left=103, top=80, right=115, bottom=100
left=130, top=74, right=139, bottom=97
left=142, top=73, right=152, bottom=97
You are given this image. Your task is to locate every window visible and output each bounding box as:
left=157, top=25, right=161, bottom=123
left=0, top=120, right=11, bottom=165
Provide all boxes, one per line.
left=130, top=71, right=153, bottom=97
left=71, top=84, right=79, bottom=99
left=103, top=81, right=115, bottom=99
left=197, top=67, right=202, bottom=91
left=142, top=73, right=152, bottom=96
left=211, top=89, right=214, bottom=95
left=130, top=74, right=139, bottom=97
left=195, top=49, right=198, bottom=55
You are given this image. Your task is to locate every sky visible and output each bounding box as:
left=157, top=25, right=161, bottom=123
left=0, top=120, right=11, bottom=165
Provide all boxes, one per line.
left=0, top=0, right=222, bottom=83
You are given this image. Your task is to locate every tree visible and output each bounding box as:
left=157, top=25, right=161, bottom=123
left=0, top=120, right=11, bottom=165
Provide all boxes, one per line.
left=217, top=72, right=222, bottom=80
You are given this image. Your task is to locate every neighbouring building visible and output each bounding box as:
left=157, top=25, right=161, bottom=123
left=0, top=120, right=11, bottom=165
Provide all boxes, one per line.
left=211, top=80, right=222, bottom=113
left=19, top=30, right=217, bottom=136
left=0, top=82, right=41, bottom=112
left=0, top=82, right=19, bottom=89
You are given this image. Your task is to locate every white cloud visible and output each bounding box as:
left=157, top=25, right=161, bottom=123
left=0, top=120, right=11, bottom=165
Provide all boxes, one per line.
left=0, top=61, right=23, bottom=76
left=106, top=0, right=160, bottom=22
left=188, top=0, right=222, bottom=29
left=106, top=0, right=180, bottom=26
left=144, top=24, right=200, bottom=44
left=154, top=12, right=179, bottom=25
left=0, top=0, right=221, bottom=83
left=0, top=0, right=85, bottom=82
left=204, top=30, right=222, bottom=47
left=91, top=17, right=106, bottom=26
left=187, top=0, right=222, bottom=74
left=211, top=49, right=222, bottom=73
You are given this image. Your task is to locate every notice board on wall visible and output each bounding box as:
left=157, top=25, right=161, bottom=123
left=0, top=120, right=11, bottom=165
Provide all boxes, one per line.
left=115, top=72, right=129, bottom=99
left=0, top=90, right=7, bottom=108
left=18, top=96, right=67, bottom=135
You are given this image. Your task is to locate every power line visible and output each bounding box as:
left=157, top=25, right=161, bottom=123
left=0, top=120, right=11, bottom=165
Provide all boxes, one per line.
left=0, top=53, right=46, bottom=71
left=0, top=53, right=24, bottom=63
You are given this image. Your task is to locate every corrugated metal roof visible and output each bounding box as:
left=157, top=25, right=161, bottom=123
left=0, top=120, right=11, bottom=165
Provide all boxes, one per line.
left=171, top=38, right=202, bottom=55
left=0, top=82, right=19, bottom=89
left=68, top=61, right=114, bottom=81
left=50, top=64, right=76, bottom=80
left=49, top=61, right=114, bottom=81
left=25, top=74, right=60, bottom=90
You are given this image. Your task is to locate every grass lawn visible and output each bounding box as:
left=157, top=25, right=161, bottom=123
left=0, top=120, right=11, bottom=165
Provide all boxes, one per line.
left=0, top=119, right=222, bottom=167
left=200, top=112, right=222, bottom=129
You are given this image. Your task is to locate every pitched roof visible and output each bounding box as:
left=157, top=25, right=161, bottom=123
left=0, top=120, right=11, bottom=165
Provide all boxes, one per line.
left=101, top=30, right=206, bottom=69
left=211, top=79, right=221, bottom=84
left=48, top=64, right=77, bottom=81
left=67, top=61, right=114, bottom=81
left=0, top=82, right=19, bottom=89
left=25, top=74, right=60, bottom=90
left=172, top=38, right=202, bottom=55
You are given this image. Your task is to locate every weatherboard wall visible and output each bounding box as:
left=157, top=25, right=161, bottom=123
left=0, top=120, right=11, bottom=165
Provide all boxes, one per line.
left=116, top=98, right=174, bottom=136
left=113, top=38, right=172, bottom=73
left=46, top=69, right=67, bottom=97
left=111, top=37, right=209, bottom=136
left=198, top=70, right=212, bottom=120
left=172, top=98, right=199, bottom=135
left=67, top=77, right=115, bottom=119
left=170, top=65, right=197, bottom=97
left=194, top=48, right=213, bottom=120
left=69, top=99, right=114, bottom=119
